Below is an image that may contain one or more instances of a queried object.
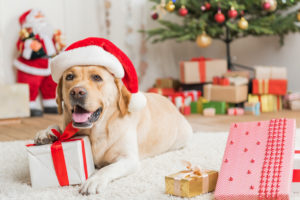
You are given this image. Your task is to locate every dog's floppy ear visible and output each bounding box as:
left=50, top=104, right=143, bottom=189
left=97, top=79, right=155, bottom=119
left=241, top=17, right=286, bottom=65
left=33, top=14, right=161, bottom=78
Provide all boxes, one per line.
left=56, top=77, right=63, bottom=115
left=115, top=78, right=131, bottom=116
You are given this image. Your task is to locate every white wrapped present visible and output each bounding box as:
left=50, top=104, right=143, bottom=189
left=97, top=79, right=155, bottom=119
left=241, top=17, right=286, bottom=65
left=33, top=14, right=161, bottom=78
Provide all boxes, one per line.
left=26, top=123, right=95, bottom=188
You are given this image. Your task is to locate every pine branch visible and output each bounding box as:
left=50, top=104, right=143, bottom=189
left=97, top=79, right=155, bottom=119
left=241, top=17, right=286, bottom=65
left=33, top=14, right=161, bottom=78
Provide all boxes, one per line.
left=145, top=0, right=300, bottom=45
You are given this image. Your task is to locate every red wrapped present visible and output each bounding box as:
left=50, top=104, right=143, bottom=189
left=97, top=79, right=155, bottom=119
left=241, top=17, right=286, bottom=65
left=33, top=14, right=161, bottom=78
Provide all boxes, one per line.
left=148, top=88, right=175, bottom=96
left=215, top=119, right=296, bottom=200
left=180, top=57, right=227, bottom=84
left=168, top=92, right=185, bottom=108
left=213, top=77, right=230, bottom=86
left=168, top=92, right=194, bottom=109
left=252, top=79, right=287, bottom=95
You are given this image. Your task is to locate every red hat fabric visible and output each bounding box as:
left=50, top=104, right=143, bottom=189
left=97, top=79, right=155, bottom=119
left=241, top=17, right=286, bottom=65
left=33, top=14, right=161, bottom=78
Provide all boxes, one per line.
left=19, top=10, right=31, bottom=26
left=50, top=37, right=146, bottom=112
left=19, top=9, right=42, bottom=28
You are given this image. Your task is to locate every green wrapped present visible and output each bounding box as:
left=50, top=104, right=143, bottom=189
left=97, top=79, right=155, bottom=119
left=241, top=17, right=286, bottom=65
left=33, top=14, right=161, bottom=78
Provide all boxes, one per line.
left=202, top=101, right=226, bottom=115
left=190, top=101, right=198, bottom=114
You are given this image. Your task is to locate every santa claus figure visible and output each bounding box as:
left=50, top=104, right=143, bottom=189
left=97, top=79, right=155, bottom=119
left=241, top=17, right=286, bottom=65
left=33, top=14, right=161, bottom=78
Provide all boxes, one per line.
left=14, top=9, right=65, bottom=116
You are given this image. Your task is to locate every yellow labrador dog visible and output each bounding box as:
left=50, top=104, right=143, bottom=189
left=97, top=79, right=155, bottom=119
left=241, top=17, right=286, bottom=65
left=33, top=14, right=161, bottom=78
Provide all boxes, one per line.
left=34, top=65, right=192, bottom=194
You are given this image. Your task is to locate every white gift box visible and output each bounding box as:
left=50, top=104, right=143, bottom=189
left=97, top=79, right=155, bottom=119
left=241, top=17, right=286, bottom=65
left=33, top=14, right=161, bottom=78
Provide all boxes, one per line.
left=255, top=66, right=287, bottom=79
left=26, top=136, right=95, bottom=188
left=292, top=150, right=300, bottom=192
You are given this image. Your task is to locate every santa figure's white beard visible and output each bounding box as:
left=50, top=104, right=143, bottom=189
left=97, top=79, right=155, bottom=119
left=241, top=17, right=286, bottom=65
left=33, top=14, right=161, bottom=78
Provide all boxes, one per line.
left=24, top=18, right=54, bottom=37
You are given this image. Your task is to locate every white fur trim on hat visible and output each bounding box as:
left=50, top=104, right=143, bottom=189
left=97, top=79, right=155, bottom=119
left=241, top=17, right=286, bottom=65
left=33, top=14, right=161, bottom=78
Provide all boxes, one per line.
left=128, top=92, right=147, bottom=112
left=22, top=9, right=40, bottom=28
left=50, top=45, right=125, bottom=83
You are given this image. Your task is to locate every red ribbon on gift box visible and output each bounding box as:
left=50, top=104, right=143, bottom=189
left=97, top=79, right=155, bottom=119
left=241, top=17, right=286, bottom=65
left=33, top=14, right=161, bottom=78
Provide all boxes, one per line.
left=180, top=57, right=212, bottom=83
left=26, top=123, right=89, bottom=186
left=190, top=57, right=212, bottom=83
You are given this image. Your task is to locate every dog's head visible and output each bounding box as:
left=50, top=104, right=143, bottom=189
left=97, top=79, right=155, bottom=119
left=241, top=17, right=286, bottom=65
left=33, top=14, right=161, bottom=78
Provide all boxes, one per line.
left=56, top=65, right=131, bottom=129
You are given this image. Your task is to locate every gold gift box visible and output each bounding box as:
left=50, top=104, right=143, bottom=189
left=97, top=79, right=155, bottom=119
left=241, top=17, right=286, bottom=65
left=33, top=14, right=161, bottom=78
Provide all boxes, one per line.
left=248, top=94, right=282, bottom=112
left=155, top=78, right=180, bottom=89
left=165, top=169, right=218, bottom=198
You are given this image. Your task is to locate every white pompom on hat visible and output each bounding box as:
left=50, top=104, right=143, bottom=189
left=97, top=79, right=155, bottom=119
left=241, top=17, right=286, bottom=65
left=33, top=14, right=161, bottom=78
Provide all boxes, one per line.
left=50, top=37, right=146, bottom=112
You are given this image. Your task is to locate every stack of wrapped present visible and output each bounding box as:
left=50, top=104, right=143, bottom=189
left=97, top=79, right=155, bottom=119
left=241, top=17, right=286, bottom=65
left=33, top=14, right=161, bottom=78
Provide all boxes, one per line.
left=148, top=59, right=294, bottom=116
left=246, top=66, right=288, bottom=113
left=202, top=70, right=249, bottom=116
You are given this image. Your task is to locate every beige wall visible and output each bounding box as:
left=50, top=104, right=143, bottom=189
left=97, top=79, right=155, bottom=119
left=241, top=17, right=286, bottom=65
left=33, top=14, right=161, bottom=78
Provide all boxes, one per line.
left=0, top=0, right=299, bottom=92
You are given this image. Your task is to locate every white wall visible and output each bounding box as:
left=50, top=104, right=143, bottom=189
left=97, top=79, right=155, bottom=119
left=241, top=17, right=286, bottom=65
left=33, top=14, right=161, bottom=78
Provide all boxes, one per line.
left=0, top=0, right=299, bottom=91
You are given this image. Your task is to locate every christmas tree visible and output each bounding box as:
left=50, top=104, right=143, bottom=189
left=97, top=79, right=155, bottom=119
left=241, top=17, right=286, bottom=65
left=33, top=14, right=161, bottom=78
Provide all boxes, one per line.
left=145, top=0, right=300, bottom=69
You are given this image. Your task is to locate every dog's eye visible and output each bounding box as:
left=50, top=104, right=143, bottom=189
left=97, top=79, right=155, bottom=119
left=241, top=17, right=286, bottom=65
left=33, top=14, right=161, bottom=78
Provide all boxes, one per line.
left=92, top=75, right=102, bottom=82
left=66, top=74, right=74, bottom=81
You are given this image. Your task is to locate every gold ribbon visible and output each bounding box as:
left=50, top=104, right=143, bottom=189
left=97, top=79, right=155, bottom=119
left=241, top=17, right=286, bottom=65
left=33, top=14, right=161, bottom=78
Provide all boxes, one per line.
left=173, top=161, right=209, bottom=196
left=258, top=79, right=269, bottom=94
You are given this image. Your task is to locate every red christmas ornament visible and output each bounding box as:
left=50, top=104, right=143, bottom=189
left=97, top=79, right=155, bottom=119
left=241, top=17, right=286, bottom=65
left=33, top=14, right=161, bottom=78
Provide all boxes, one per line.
left=263, top=2, right=271, bottom=10
left=205, top=2, right=211, bottom=10
left=228, top=7, right=238, bottom=19
left=178, top=6, right=188, bottom=16
left=151, top=12, right=159, bottom=20
left=215, top=10, right=225, bottom=24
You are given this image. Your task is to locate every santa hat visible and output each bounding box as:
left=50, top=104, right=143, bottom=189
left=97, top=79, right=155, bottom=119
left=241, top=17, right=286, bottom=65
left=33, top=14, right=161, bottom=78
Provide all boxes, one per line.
left=50, top=37, right=147, bottom=112
left=19, top=9, right=42, bottom=28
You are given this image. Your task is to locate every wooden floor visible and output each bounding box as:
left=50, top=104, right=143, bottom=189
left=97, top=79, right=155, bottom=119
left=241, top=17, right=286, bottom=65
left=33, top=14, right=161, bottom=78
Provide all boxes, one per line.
left=0, top=110, right=299, bottom=141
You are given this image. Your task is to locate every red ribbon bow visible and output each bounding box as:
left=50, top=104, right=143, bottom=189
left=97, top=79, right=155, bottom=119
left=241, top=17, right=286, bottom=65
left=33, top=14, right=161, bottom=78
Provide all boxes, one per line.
left=27, top=123, right=89, bottom=186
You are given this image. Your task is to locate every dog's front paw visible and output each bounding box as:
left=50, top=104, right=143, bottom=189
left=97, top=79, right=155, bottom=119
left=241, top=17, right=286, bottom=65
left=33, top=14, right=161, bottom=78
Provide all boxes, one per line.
left=34, top=125, right=60, bottom=145
left=79, top=176, right=109, bottom=195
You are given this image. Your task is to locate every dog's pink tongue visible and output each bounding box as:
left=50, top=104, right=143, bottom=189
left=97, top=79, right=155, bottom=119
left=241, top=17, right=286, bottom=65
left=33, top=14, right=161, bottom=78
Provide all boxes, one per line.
left=72, top=112, right=92, bottom=123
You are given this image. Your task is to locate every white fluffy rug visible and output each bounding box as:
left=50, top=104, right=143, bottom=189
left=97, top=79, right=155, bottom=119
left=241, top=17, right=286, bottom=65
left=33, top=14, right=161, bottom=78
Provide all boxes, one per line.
left=1, top=130, right=300, bottom=200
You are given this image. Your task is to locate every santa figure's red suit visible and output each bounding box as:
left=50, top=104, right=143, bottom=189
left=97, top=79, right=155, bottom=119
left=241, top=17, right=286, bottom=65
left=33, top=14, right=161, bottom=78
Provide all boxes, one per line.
left=14, top=9, right=64, bottom=115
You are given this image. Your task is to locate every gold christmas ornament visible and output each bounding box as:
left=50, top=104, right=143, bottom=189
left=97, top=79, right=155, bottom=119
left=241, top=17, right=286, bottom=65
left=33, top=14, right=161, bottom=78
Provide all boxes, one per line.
left=238, top=17, right=248, bottom=30
left=165, top=1, right=175, bottom=12
left=196, top=33, right=212, bottom=48
left=268, top=0, right=277, bottom=11
left=297, top=10, right=300, bottom=21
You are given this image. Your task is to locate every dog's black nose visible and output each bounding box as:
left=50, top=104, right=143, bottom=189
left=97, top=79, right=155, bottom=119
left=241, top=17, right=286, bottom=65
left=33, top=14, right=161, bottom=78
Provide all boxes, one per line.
left=70, top=87, right=87, bottom=99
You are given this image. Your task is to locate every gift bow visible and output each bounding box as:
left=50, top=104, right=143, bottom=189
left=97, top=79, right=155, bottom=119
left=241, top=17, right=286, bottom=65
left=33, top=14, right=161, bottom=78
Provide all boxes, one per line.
left=51, top=122, right=78, bottom=142
left=182, top=160, right=206, bottom=177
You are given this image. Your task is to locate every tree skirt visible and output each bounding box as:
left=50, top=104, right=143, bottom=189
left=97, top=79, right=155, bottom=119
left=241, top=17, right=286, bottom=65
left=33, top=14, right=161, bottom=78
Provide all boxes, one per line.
left=1, top=130, right=300, bottom=200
